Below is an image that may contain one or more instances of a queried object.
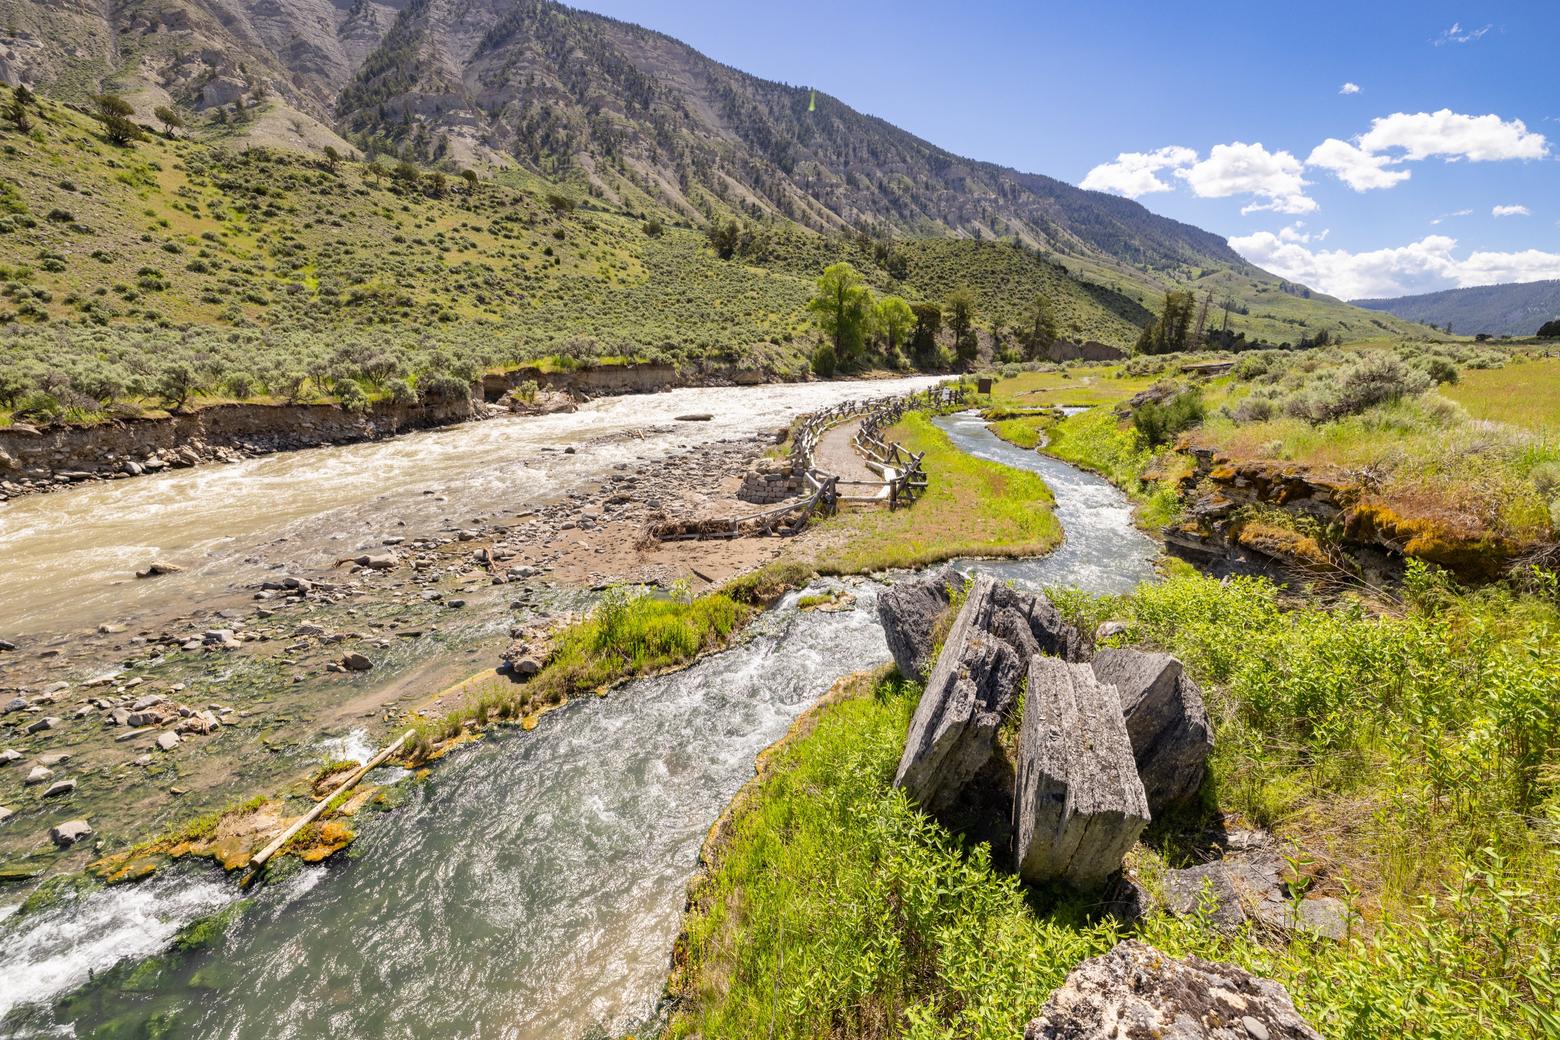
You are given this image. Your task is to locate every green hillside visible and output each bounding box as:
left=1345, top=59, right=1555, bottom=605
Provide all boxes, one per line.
left=1355, top=280, right=1560, bottom=337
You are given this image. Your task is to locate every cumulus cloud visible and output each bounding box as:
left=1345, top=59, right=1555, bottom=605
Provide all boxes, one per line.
left=1434, top=22, right=1492, bottom=45
left=1176, top=142, right=1316, bottom=214
left=1228, top=230, right=1560, bottom=299
left=1339, top=82, right=1361, bottom=95
left=1079, top=146, right=1198, bottom=198
left=1492, top=204, right=1531, bottom=217
left=1357, top=110, right=1548, bottom=162
left=1305, top=138, right=1412, bottom=191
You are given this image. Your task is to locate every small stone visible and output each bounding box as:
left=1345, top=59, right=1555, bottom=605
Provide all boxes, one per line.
left=136, top=560, right=184, bottom=579
left=24, top=765, right=54, bottom=786
left=37, top=752, right=72, bottom=767
left=341, top=652, right=374, bottom=672
left=0, top=806, right=12, bottom=825
left=43, top=779, right=77, bottom=798
left=50, top=819, right=93, bottom=846
left=156, top=731, right=181, bottom=752
left=1244, top=1016, right=1273, bottom=1040
left=25, top=716, right=61, bottom=734
left=1, top=748, right=21, bottom=765
left=1094, top=620, right=1130, bottom=641
left=0, top=639, right=16, bottom=652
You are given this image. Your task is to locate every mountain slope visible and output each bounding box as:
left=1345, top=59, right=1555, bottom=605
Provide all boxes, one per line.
left=1354, top=280, right=1560, bottom=337
left=0, top=0, right=1432, bottom=344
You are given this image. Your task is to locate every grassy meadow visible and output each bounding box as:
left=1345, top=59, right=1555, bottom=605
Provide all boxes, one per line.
left=668, top=568, right=1560, bottom=1040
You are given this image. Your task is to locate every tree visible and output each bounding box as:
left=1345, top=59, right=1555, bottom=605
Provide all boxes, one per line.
left=154, top=105, right=183, bottom=135
left=322, top=145, right=341, bottom=171
left=1135, top=290, right=1197, bottom=354
left=95, top=93, right=143, bottom=146
left=461, top=168, right=478, bottom=194
left=392, top=161, right=420, bottom=189
left=945, top=288, right=978, bottom=366
left=423, top=170, right=447, bottom=197
left=910, top=302, right=942, bottom=369
left=155, top=361, right=200, bottom=411
left=807, top=262, right=873, bottom=368
left=545, top=192, right=575, bottom=216
left=1538, top=319, right=1560, bottom=339
left=871, top=295, right=915, bottom=358
left=1022, top=293, right=1058, bottom=360
left=366, top=160, right=387, bottom=186
left=705, top=218, right=742, bottom=260
left=4, top=91, right=28, bottom=132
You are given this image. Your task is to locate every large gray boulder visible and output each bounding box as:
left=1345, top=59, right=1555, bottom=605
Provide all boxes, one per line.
left=1154, top=830, right=1348, bottom=941
left=1092, top=648, right=1213, bottom=812
left=892, top=576, right=1026, bottom=815
left=1014, top=656, right=1149, bottom=888
left=1025, top=940, right=1322, bottom=1039
left=877, top=567, right=962, bottom=680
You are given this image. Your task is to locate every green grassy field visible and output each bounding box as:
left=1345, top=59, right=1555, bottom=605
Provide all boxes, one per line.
left=1443, top=356, right=1560, bottom=432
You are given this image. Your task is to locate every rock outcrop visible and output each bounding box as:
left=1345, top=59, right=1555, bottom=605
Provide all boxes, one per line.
left=1024, top=940, right=1322, bottom=1039
left=892, top=575, right=1027, bottom=815
left=1014, top=657, right=1150, bottom=888
left=876, top=567, right=961, bottom=680
left=1091, top=649, right=1213, bottom=812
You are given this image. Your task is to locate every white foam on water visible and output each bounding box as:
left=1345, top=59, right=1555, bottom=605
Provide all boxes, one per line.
left=0, top=873, right=233, bottom=1020
left=318, top=729, right=376, bottom=766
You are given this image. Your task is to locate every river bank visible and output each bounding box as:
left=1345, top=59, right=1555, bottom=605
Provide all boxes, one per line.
left=0, top=361, right=930, bottom=501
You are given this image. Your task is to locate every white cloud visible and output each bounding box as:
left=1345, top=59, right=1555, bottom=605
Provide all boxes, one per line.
left=1430, top=209, right=1474, bottom=225
left=1492, top=204, right=1531, bottom=217
left=1434, top=22, right=1493, bottom=45
left=1228, top=231, right=1560, bottom=299
left=1357, top=110, right=1548, bottom=162
left=1305, top=137, right=1412, bottom=191
left=1339, top=82, right=1361, bottom=95
left=1079, top=146, right=1197, bottom=198
left=1176, top=142, right=1316, bottom=214
left=1275, top=222, right=1329, bottom=244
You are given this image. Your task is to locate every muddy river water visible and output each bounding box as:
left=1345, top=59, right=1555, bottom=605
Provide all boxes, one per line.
left=0, top=404, right=1160, bottom=1038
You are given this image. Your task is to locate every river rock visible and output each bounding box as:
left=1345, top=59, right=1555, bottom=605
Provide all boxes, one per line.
left=43, top=778, right=77, bottom=797
left=1, top=748, right=21, bottom=764
left=25, top=716, right=61, bottom=734
left=157, top=731, right=181, bottom=751
left=1023, top=939, right=1322, bottom=1040
left=50, top=819, right=93, bottom=847
left=136, top=560, right=184, bottom=578
left=0, top=638, right=16, bottom=651
left=0, top=805, right=12, bottom=825
left=877, top=566, right=962, bottom=679
left=1014, top=656, right=1149, bottom=888
left=24, top=765, right=53, bottom=786
left=893, top=576, right=1028, bottom=816
left=1091, top=649, right=1213, bottom=812
left=341, top=652, right=374, bottom=672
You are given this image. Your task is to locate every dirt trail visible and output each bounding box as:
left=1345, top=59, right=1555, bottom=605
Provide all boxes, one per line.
left=812, top=419, right=881, bottom=486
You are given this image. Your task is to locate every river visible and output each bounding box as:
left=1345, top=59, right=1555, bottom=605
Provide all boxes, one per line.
left=0, top=408, right=1160, bottom=1038
left=0, top=376, right=941, bottom=638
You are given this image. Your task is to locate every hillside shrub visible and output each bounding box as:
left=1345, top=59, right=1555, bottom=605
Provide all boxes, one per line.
left=1132, top=388, right=1206, bottom=446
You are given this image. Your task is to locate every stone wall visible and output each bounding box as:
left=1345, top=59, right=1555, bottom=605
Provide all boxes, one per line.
left=738, top=457, right=802, bottom=504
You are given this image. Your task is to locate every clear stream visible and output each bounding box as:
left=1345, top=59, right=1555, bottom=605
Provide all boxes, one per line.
left=0, top=409, right=1160, bottom=1039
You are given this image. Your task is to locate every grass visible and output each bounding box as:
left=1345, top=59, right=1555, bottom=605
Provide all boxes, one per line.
left=1443, top=357, right=1560, bottom=432
left=668, top=568, right=1560, bottom=1039
left=812, top=411, right=1063, bottom=573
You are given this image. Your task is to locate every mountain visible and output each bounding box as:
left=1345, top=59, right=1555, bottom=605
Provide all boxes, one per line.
left=0, top=0, right=1430, bottom=345
left=1354, top=280, right=1560, bottom=338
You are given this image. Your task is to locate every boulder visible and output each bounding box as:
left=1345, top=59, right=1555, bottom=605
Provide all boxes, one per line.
left=50, top=819, right=94, bottom=847
left=136, top=560, right=184, bottom=578
left=1024, top=939, right=1322, bottom=1039
left=354, top=554, right=396, bottom=570
left=876, top=566, right=961, bottom=679
left=1091, top=649, right=1213, bottom=812
left=892, top=576, right=1028, bottom=815
left=1013, top=657, right=1149, bottom=888
left=1153, top=830, right=1348, bottom=941
left=341, top=652, right=374, bottom=672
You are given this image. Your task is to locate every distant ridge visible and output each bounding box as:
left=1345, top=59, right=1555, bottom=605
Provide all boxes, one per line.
left=1354, top=280, right=1560, bottom=337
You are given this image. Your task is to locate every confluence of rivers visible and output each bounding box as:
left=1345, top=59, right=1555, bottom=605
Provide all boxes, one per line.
left=0, top=406, right=1159, bottom=1039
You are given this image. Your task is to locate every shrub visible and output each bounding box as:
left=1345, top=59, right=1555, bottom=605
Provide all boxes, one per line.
left=417, top=370, right=470, bottom=402
left=335, top=378, right=370, bottom=413
left=811, top=342, right=838, bottom=377
left=1132, top=388, right=1206, bottom=447
left=386, top=377, right=418, bottom=405
left=222, top=371, right=257, bottom=399
left=12, top=389, right=64, bottom=422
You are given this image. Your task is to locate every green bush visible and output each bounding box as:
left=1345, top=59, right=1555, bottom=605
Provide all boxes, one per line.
left=1132, top=388, right=1205, bottom=447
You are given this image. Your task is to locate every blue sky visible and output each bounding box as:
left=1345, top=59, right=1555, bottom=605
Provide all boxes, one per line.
left=568, top=0, right=1559, bottom=299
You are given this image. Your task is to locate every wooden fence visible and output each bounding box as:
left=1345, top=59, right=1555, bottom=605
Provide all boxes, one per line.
left=647, top=383, right=967, bottom=542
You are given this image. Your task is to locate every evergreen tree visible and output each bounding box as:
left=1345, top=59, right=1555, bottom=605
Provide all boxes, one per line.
left=1135, top=291, right=1197, bottom=354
